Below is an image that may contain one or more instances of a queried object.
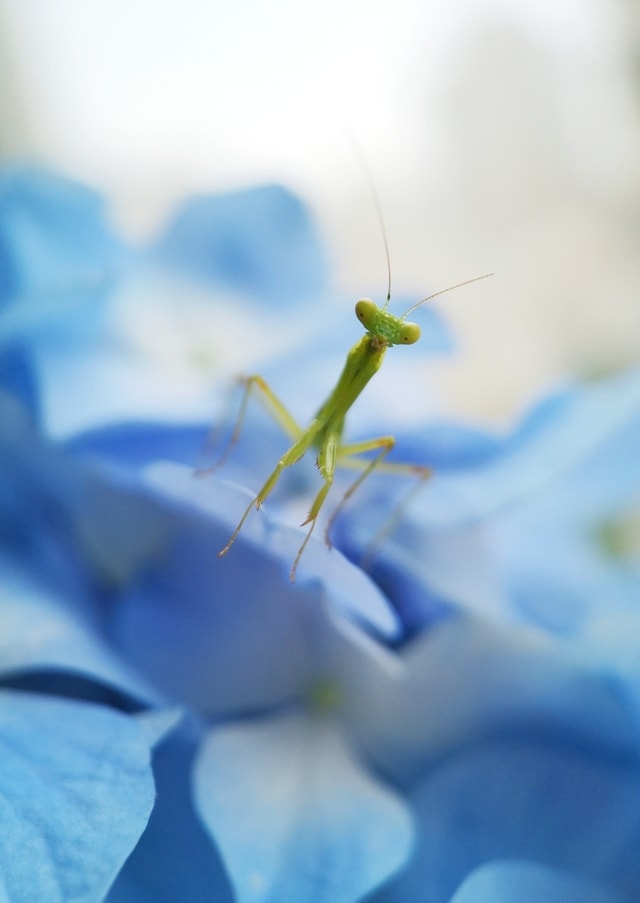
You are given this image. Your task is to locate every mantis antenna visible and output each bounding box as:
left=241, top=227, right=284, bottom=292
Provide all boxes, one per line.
left=401, top=272, right=494, bottom=319
left=348, top=135, right=493, bottom=317
left=347, top=135, right=393, bottom=309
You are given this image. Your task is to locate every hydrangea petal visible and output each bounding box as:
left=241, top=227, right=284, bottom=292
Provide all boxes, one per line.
left=141, top=460, right=399, bottom=637
left=401, top=370, right=640, bottom=529
left=66, top=420, right=209, bottom=472
left=385, top=739, right=640, bottom=903
left=107, top=717, right=233, bottom=903
left=483, top=374, right=640, bottom=633
left=449, top=861, right=628, bottom=903
left=112, top=466, right=400, bottom=713
left=0, top=556, right=158, bottom=703
left=0, top=346, right=40, bottom=419
left=578, top=610, right=640, bottom=727
left=0, top=692, right=173, bottom=902
left=155, top=184, right=328, bottom=306
left=0, top=166, right=123, bottom=308
left=193, top=712, right=413, bottom=903
left=348, top=615, right=639, bottom=781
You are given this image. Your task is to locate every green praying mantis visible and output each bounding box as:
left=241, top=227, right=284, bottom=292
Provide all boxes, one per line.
left=211, top=178, right=492, bottom=581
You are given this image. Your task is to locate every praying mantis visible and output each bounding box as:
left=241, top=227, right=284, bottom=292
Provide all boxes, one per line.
left=212, top=177, right=492, bottom=581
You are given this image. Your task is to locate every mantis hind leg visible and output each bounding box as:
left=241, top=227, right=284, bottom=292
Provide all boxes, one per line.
left=327, top=436, right=432, bottom=565
left=358, top=465, right=432, bottom=570
left=196, top=374, right=303, bottom=475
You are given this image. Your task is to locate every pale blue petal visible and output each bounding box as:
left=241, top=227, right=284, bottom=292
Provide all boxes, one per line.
left=578, top=610, right=640, bottom=725
left=0, top=692, right=169, bottom=902
left=155, top=184, right=328, bottom=306
left=0, top=168, right=119, bottom=342
left=336, top=519, right=499, bottom=638
left=393, top=369, right=640, bottom=530
left=0, top=410, right=180, bottom=622
left=141, top=460, right=399, bottom=636
left=483, top=384, right=640, bottom=633
left=385, top=739, right=640, bottom=903
left=449, top=861, right=628, bottom=903
left=107, top=717, right=233, bottom=903
left=66, top=421, right=209, bottom=471
left=2, top=415, right=399, bottom=714
left=112, top=465, right=400, bottom=714
left=193, top=712, right=413, bottom=903
left=135, top=708, right=183, bottom=748
left=0, top=346, right=40, bottom=419
left=0, top=166, right=122, bottom=303
left=0, top=556, right=158, bottom=703
left=389, top=420, right=504, bottom=469
left=348, top=615, right=639, bottom=782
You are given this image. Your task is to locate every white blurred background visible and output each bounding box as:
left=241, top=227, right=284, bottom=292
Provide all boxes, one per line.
left=1, top=0, right=638, bottom=420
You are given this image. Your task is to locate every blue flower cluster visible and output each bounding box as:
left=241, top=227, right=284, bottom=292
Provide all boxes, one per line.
left=1, top=166, right=639, bottom=903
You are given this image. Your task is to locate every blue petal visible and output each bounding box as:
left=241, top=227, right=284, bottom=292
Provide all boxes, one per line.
left=335, top=518, right=500, bottom=637
left=155, top=184, right=328, bottom=307
left=107, top=716, right=233, bottom=903
left=386, top=738, right=640, bottom=903
left=483, top=375, right=640, bottom=633
left=0, top=345, right=40, bottom=419
left=0, top=404, right=179, bottom=609
left=66, top=420, right=209, bottom=471
left=141, top=459, right=399, bottom=638
left=347, top=615, right=639, bottom=783
left=336, top=369, right=640, bottom=632
left=580, top=610, right=640, bottom=721
left=0, top=692, right=173, bottom=902
left=449, top=861, right=628, bottom=903
left=109, top=463, right=401, bottom=713
left=395, top=370, right=640, bottom=530
left=193, top=712, right=413, bottom=903
left=0, top=555, right=158, bottom=704
left=389, top=420, right=504, bottom=469
left=0, top=166, right=123, bottom=336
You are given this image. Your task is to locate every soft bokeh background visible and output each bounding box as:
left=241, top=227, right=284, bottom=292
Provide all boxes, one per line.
left=1, top=0, right=638, bottom=419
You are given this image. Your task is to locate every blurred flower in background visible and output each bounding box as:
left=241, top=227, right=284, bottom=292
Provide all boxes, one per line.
left=3, top=0, right=638, bottom=415
left=0, top=2, right=639, bottom=902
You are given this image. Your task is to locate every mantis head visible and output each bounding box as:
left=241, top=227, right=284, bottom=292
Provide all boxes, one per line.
left=355, top=299, right=421, bottom=346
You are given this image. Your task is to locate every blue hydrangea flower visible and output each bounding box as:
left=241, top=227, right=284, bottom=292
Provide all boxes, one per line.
left=0, top=549, right=178, bottom=901
left=449, top=861, right=629, bottom=903
left=1, top=166, right=639, bottom=903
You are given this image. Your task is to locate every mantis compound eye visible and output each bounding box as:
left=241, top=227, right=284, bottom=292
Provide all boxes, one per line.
left=355, top=298, right=378, bottom=331
left=399, top=321, right=420, bottom=344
